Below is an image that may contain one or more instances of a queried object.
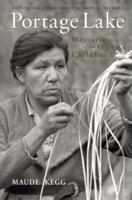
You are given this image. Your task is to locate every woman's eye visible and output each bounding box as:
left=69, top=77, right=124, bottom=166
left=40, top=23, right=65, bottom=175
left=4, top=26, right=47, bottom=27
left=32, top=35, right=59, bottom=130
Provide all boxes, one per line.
left=57, top=64, right=64, bottom=69
left=38, top=65, right=47, bottom=69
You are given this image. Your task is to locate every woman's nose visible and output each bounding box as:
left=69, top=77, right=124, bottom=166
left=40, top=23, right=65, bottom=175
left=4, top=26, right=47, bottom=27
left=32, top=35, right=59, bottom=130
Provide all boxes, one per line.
left=47, top=66, right=58, bottom=82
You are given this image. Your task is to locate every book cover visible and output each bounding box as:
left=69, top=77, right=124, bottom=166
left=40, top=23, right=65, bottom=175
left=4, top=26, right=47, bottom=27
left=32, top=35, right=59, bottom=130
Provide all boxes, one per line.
left=0, top=0, right=132, bottom=200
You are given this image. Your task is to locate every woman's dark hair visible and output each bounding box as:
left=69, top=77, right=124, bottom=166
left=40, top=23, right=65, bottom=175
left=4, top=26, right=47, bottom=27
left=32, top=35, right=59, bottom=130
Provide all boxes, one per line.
left=10, top=30, right=69, bottom=80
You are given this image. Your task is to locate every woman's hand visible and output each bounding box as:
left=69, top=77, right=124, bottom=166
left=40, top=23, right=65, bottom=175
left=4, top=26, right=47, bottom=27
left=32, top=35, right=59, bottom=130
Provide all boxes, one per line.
left=110, top=58, right=132, bottom=95
left=23, top=102, right=73, bottom=157
left=38, top=102, right=73, bottom=136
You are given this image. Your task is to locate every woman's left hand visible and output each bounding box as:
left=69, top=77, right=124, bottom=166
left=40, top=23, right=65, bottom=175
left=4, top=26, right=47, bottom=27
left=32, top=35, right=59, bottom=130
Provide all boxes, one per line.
left=110, top=58, right=132, bottom=95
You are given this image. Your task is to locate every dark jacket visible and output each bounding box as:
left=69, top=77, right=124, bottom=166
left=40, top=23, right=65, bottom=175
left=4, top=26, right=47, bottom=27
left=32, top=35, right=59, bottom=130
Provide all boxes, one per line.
left=0, top=89, right=131, bottom=200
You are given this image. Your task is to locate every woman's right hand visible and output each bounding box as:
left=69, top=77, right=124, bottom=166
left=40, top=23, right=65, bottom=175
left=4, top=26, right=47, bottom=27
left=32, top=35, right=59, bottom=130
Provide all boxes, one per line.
left=38, top=102, right=74, bottom=137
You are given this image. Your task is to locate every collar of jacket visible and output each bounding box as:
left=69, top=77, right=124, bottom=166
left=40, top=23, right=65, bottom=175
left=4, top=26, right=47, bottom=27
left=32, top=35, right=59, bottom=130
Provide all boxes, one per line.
left=15, top=89, right=89, bottom=170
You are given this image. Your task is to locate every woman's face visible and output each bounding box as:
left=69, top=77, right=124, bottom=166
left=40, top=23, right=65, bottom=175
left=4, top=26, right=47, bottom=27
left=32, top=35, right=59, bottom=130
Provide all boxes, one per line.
left=19, top=47, right=67, bottom=106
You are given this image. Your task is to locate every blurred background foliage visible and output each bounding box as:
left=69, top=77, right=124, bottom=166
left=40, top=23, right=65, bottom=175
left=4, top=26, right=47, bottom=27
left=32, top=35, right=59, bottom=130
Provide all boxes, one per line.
left=0, top=0, right=132, bottom=199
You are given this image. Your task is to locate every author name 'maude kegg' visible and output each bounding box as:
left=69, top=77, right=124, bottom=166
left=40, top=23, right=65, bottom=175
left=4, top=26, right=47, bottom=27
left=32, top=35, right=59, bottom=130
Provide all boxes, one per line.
left=11, top=12, right=125, bottom=34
